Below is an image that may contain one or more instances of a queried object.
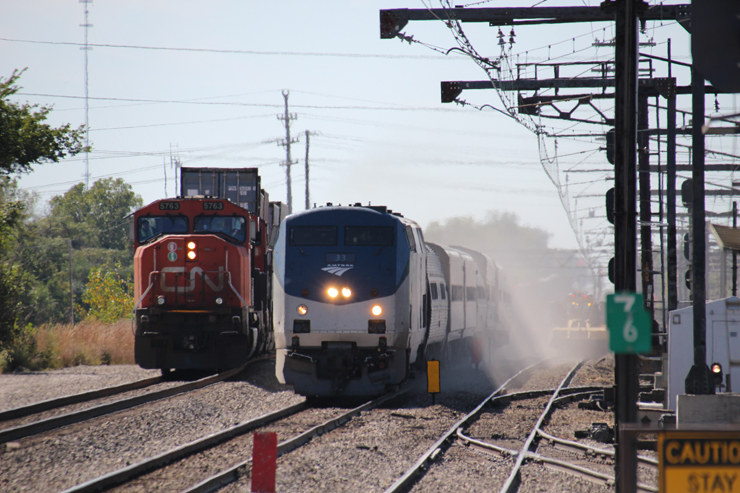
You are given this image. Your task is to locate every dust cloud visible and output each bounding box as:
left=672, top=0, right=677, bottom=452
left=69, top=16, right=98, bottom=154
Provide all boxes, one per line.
left=424, top=211, right=608, bottom=383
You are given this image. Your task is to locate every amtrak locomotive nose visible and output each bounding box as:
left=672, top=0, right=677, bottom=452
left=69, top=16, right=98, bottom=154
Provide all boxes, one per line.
left=273, top=206, right=408, bottom=396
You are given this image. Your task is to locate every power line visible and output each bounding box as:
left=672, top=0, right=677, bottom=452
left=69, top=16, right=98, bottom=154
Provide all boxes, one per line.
left=0, top=36, right=468, bottom=61
left=15, top=92, right=481, bottom=113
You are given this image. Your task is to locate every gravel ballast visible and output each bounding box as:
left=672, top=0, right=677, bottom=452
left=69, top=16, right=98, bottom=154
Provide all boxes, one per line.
left=1, top=350, right=657, bottom=492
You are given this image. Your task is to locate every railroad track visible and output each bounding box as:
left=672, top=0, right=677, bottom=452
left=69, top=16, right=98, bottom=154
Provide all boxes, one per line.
left=0, top=362, right=260, bottom=444
left=386, top=359, right=658, bottom=493
left=59, top=387, right=410, bottom=493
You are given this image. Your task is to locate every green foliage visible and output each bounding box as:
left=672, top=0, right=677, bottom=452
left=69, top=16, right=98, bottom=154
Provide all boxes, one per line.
left=47, top=178, right=143, bottom=250
left=0, top=69, right=88, bottom=176
left=0, top=324, right=53, bottom=372
left=81, top=263, right=134, bottom=324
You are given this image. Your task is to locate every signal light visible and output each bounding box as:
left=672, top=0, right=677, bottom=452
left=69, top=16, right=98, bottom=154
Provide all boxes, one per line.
left=606, top=187, right=614, bottom=225
left=342, top=287, right=352, bottom=298
left=711, top=362, right=723, bottom=388
left=327, top=287, right=338, bottom=298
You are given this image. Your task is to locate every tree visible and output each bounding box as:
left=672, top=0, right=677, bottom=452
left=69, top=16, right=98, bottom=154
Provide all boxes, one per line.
left=47, top=178, right=143, bottom=250
left=0, top=178, right=36, bottom=344
left=81, top=262, right=134, bottom=323
left=0, top=69, right=88, bottom=176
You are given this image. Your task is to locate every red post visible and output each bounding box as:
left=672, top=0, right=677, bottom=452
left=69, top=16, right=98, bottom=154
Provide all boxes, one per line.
left=251, top=431, right=278, bottom=493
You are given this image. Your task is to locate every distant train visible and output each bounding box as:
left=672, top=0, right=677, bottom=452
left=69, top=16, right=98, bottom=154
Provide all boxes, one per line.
left=272, top=204, right=512, bottom=396
left=132, top=167, right=286, bottom=372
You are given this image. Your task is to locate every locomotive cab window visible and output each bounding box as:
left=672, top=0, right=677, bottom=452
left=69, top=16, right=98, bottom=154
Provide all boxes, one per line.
left=290, top=226, right=338, bottom=246
left=404, top=225, right=416, bottom=252
left=344, top=226, right=393, bottom=246
left=194, top=215, right=247, bottom=242
left=138, top=215, right=188, bottom=242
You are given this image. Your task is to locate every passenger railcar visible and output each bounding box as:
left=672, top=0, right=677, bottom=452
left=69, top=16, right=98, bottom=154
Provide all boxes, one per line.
left=132, top=167, right=284, bottom=372
left=273, top=204, right=511, bottom=396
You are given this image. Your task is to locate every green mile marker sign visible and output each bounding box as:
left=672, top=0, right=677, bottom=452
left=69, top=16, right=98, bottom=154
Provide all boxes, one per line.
left=606, top=292, right=652, bottom=354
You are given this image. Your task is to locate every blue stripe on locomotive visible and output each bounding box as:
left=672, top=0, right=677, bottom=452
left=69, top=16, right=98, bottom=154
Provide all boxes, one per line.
left=280, top=207, right=410, bottom=303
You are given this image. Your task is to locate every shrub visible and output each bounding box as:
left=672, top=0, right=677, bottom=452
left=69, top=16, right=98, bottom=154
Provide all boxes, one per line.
left=81, top=262, right=134, bottom=323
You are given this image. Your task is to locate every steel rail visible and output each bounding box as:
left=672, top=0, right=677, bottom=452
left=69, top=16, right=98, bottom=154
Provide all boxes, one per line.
left=536, top=428, right=658, bottom=467
left=530, top=452, right=657, bottom=492
left=0, top=375, right=162, bottom=421
left=184, top=387, right=411, bottom=493
left=456, top=430, right=658, bottom=492
left=499, top=360, right=584, bottom=493
left=60, top=401, right=308, bottom=493
left=0, top=362, right=251, bottom=444
left=383, top=359, right=551, bottom=493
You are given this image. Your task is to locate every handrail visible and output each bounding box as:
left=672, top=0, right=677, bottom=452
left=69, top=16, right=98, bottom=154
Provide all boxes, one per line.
left=131, top=271, right=158, bottom=335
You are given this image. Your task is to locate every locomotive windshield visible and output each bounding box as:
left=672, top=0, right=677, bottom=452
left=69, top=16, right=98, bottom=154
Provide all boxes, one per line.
left=344, top=226, right=394, bottom=246
left=138, top=215, right=188, bottom=242
left=194, top=215, right=247, bottom=242
left=290, top=226, right=338, bottom=246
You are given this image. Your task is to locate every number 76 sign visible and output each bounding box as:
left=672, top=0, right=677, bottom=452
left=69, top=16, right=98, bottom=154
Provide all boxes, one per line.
left=606, top=292, right=652, bottom=354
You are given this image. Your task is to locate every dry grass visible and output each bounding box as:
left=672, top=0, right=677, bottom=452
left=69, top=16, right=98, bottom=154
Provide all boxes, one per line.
left=34, top=319, right=136, bottom=368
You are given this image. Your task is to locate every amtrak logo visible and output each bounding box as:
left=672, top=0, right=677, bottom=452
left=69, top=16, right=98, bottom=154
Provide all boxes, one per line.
left=322, top=264, right=354, bottom=276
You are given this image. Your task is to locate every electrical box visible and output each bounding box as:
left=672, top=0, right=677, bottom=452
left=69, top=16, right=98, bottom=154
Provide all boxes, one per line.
left=667, top=297, right=740, bottom=410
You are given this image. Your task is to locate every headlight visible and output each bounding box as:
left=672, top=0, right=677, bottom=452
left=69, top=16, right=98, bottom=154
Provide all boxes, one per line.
left=372, top=305, right=382, bottom=316
left=297, top=304, right=308, bottom=315
left=187, top=250, right=197, bottom=260
left=215, top=297, right=223, bottom=305
left=328, top=287, right=338, bottom=298
left=187, top=241, right=196, bottom=250
left=342, top=287, right=352, bottom=298
left=157, top=295, right=166, bottom=305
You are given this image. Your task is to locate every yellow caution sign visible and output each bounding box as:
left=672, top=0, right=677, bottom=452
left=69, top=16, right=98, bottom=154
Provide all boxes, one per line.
left=659, top=431, right=740, bottom=493
left=427, top=360, right=440, bottom=394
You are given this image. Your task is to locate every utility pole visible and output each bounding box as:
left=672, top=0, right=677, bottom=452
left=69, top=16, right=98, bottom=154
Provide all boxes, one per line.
left=68, top=239, right=75, bottom=325
left=305, top=130, right=311, bottom=211
left=734, top=202, right=738, bottom=297
left=684, top=66, right=714, bottom=395
left=80, top=0, right=92, bottom=189
left=277, top=90, right=298, bottom=214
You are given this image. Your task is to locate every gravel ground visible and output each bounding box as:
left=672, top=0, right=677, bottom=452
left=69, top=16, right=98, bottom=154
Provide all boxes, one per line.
left=0, top=351, right=657, bottom=493
left=222, top=361, right=503, bottom=493
left=0, top=365, right=161, bottom=412
left=0, top=359, right=303, bottom=493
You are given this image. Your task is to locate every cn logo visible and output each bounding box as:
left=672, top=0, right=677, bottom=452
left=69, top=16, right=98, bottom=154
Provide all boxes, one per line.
left=160, top=266, right=225, bottom=292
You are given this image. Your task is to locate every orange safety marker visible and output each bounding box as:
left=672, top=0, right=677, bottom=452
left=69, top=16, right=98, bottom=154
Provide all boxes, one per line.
left=251, top=431, right=278, bottom=493
left=427, top=359, right=440, bottom=404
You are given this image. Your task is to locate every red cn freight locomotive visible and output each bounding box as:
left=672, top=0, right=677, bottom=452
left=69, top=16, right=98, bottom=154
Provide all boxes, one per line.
left=132, top=168, right=285, bottom=372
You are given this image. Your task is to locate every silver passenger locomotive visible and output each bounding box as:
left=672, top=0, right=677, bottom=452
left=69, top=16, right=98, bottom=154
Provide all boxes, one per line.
left=273, top=204, right=511, bottom=396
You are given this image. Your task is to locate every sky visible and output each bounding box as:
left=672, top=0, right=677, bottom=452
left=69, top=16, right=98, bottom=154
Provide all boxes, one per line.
left=2, top=0, right=728, bottom=260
